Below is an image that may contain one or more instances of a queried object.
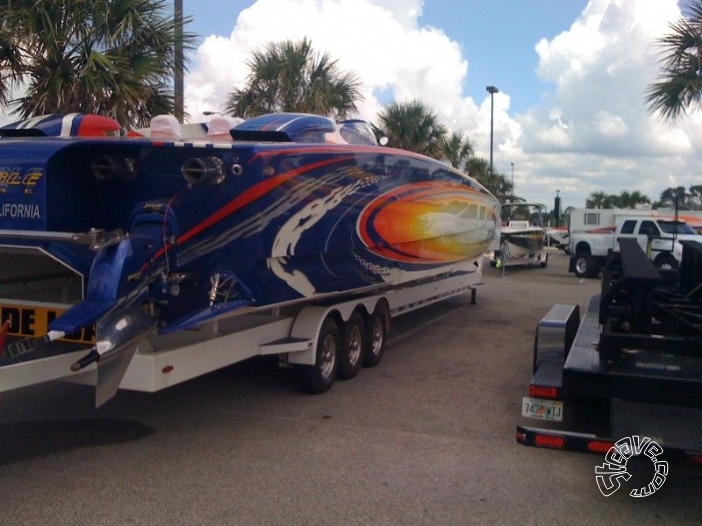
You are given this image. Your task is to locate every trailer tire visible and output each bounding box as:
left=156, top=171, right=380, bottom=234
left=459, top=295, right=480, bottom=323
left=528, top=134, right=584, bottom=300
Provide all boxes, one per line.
left=363, top=305, right=388, bottom=368
left=298, top=317, right=340, bottom=394
left=653, top=253, right=678, bottom=271
left=338, top=311, right=366, bottom=380
left=539, top=253, right=549, bottom=268
left=573, top=253, right=599, bottom=278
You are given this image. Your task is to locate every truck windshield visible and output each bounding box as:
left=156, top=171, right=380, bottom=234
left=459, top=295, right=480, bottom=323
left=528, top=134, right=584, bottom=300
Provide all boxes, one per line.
left=658, top=220, right=695, bottom=235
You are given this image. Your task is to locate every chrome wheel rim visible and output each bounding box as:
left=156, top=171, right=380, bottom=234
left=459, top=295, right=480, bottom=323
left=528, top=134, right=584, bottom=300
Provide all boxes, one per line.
left=576, top=259, right=588, bottom=274
left=369, top=318, right=383, bottom=356
left=319, top=334, right=336, bottom=378
left=347, top=325, right=362, bottom=365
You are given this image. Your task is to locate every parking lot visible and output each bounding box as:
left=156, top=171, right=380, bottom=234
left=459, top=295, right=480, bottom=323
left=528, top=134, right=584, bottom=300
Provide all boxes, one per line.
left=1, top=251, right=701, bottom=525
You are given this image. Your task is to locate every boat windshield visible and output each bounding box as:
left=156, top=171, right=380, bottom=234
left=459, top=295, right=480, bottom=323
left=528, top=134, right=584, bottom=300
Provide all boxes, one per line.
left=658, top=220, right=696, bottom=235
left=336, top=120, right=378, bottom=146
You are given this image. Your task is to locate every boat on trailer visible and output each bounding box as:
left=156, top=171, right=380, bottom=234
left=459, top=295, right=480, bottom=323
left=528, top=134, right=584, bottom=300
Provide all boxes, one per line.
left=491, top=202, right=549, bottom=268
left=0, top=112, right=500, bottom=404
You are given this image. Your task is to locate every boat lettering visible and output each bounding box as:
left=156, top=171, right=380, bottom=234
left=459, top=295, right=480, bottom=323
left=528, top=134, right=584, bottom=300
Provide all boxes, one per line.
left=0, top=167, right=43, bottom=187
left=0, top=202, right=41, bottom=218
left=0, top=305, right=95, bottom=344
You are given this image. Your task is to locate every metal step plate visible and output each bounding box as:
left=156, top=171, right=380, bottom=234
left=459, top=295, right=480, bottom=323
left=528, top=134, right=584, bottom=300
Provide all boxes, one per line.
left=611, top=400, right=702, bottom=451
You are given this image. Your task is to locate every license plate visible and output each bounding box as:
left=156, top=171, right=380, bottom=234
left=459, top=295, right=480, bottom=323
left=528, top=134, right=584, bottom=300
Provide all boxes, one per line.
left=522, top=397, right=563, bottom=421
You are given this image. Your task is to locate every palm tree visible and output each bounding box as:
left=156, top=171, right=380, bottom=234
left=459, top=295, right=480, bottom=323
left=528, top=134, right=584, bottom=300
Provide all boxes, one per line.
left=563, top=206, right=575, bottom=222
left=0, top=0, right=195, bottom=128
left=441, top=131, right=475, bottom=169
left=586, top=191, right=607, bottom=208
left=465, top=157, right=514, bottom=201
left=374, top=99, right=448, bottom=159
left=645, top=1, right=702, bottom=121
left=0, top=13, right=23, bottom=108
left=466, top=157, right=489, bottom=180
left=226, top=38, right=362, bottom=119
left=658, top=186, right=691, bottom=209
left=690, top=184, right=702, bottom=209
left=618, top=190, right=651, bottom=208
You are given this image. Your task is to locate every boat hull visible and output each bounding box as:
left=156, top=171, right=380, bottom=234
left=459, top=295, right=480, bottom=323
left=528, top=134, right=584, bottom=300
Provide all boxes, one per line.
left=500, top=227, right=546, bottom=257
left=0, top=127, right=499, bottom=341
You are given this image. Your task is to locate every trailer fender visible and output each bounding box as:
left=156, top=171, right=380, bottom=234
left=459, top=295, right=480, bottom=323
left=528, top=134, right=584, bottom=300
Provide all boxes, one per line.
left=286, top=299, right=381, bottom=365
left=533, top=304, right=580, bottom=373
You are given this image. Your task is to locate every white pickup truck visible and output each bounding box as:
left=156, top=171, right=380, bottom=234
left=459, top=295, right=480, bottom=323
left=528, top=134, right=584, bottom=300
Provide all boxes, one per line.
left=567, top=208, right=702, bottom=278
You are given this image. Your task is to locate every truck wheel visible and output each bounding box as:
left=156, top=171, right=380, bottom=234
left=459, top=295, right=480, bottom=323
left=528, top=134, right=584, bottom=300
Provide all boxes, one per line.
left=653, top=253, right=678, bottom=271
left=363, top=306, right=388, bottom=368
left=298, top=317, right=340, bottom=394
left=573, top=253, right=599, bottom=278
left=338, top=311, right=366, bottom=380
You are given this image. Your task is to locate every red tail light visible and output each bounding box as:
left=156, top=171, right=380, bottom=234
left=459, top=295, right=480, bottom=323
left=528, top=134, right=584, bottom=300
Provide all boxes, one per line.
left=587, top=440, right=615, bottom=453
left=529, top=385, right=560, bottom=399
left=534, top=434, right=566, bottom=449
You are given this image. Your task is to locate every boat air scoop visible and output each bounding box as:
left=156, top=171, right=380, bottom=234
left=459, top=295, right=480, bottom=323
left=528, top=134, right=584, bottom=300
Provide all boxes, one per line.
left=90, top=155, right=137, bottom=181
left=182, top=157, right=226, bottom=185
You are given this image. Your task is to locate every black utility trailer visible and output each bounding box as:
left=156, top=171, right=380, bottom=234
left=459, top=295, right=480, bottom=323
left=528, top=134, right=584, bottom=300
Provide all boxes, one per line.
left=517, top=237, right=702, bottom=460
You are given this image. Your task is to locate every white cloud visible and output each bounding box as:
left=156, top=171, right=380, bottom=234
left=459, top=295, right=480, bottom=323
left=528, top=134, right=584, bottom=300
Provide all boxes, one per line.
left=594, top=111, right=628, bottom=138
left=186, top=0, right=472, bottom=125
left=185, top=0, right=696, bottom=210
left=513, top=0, right=691, bottom=207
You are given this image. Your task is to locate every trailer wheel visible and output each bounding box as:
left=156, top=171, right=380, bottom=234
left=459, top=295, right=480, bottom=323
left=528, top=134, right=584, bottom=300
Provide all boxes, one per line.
left=573, top=253, right=599, bottom=278
left=539, top=252, right=549, bottom=268
left=363, top=305, right=388, bottom=368
left=338, top=311, right=366, bottom=380
left=298, top=317, right=340, bottom=394
left=653, top=253, right=678, bottom=271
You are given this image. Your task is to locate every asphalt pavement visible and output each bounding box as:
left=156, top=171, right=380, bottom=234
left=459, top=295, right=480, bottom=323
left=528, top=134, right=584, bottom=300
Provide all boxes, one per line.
left=1, top=251, right=701, bottom=525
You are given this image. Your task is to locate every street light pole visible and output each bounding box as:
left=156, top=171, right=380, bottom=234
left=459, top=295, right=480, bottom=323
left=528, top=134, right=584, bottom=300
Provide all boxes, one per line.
left=486, top=86, right=498, bottom=175
left=511, top=162, right=514, bottom=195
left=174, top=0, right=184, bottom=122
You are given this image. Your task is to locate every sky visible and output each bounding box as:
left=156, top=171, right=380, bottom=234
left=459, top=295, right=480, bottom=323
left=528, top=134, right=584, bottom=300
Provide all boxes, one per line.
left=180, top=0, right=702, bottom=211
